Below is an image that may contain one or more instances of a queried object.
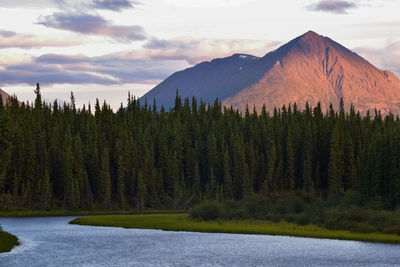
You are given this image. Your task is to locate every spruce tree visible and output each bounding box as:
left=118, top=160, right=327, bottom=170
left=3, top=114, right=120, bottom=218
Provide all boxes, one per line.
left=328, top=125, right=344, bottom=198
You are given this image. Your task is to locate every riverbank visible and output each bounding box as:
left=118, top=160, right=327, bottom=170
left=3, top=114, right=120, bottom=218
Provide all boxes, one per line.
left=0, top=209, right=185, bottom=217
left=0, top=230, right=19, bottom=253
left=70, top=214, right=400, bottom=244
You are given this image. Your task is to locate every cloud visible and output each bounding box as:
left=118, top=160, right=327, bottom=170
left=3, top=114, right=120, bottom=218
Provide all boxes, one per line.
left=53, top=0, right=140, bottom=12
left=166, top=0, right=253, bottom=8
left=0, top=30, right=16, bottom=37
left=0, top=52, right=188, bottom=86
left=89, top=55, right=189, bottom=83
left=36, top=54, right=89, bottom=64
left=307, top=0, right=357, bottom=14
left=343, top=21, right=400, bottom=39
left=354, top=40, right=400, bottom=76
left=140, top=37, right=281, bottom=64
left=37, top=12, right=147, bottom=42
left=92, top=0, right=135, bottom=11
left=0, top=53, right=31, bottom=66
left=0, top=37, right=281, bottom=86
left=0, top=30, right=82, bottom=49
left=0, top=65, right=117, bottom=85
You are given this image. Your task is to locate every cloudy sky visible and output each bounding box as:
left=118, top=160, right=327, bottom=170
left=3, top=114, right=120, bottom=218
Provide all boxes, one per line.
left=0, top=0, right=399, bottom=109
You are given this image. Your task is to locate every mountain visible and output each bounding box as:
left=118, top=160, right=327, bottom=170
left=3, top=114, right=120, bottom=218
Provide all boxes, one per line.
left=0, top=89, right=10, bottom=105
left=141, top=31, right=400, bottom=115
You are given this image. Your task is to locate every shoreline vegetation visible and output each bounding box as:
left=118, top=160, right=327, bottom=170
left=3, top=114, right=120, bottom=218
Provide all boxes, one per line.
left=69, top=214, right=400, bottom=244
left=0, top=228, right=19, bottom=253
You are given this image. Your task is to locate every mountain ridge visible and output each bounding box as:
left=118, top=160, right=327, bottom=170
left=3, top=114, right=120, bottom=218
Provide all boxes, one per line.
left=142, top=31, right=400, bottom=115
left=0, top=89, right=10, bottom=105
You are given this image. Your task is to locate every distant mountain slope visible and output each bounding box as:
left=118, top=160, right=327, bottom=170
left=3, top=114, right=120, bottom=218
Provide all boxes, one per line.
left=0, top=89, right=10, bottom=105
left=141, top=54, right=261, bottom=107
left=141, top=31, right=400, bottom=115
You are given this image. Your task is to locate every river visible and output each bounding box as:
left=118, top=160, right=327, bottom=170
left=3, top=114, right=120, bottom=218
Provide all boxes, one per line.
left=0, top=217, right=399, bottom=266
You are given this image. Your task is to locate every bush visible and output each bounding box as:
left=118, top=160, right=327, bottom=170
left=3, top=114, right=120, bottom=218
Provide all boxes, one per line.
left=293, top=213, right=311, bottom=226
left=352, top=222, right=376, bottom=234
left=383, top=225, right=400, bottom=235
left=190, top=201, right=222, bottom=221
left=342, top=190, right=362, bottom=206
left=364, top=196, right=385, bottom=210
left=275, top=198, right=305, bottom=214
left=220, top=200, right=245, bottom=220
left=190, top=197, right=400, bottom=237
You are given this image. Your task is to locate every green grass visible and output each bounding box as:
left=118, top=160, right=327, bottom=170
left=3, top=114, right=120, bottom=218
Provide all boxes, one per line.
left=0, top=209, right=184, bottom=217
left=70, top=214, right=400, bottom=244
left=0, top=231, right=19, bottom=253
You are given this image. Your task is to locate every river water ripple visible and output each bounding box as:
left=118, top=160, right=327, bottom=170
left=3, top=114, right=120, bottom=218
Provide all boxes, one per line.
left=0, top=217, right=399, bottom=266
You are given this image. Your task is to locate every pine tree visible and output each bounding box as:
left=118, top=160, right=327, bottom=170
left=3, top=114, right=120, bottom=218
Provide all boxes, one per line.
left=206, top=168, right=217, bottom=199
left=286, top=126, right=295, bottom=190
left=117, top=155, right=127, bottom=209
left=99, top=148, right=111, bottom=209
left=262, top=140, right=276, bottom=196
left=34, top=82, right=42, bottom=111
left=302, top=125, right=313, bottom=194
left=40, top=170, right=53, bottom=210
left=222, top=149, right=234, bottom=199
left=328, top=125, right=344, bottom=198
left=193, top=162, right=202, bottom=199
left=0, top=102, right=10, bottom=194
left=137, top=170, right=146, bottom=210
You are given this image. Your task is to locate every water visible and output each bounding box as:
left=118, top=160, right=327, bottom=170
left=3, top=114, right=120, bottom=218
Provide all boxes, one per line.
left=0, top=217, right=399, bottom=266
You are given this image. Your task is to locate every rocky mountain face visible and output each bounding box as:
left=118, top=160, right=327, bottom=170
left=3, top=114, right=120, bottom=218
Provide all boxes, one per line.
left=142, top=31, right=400, bottom=115
left=0, top=89, right=10, bottom=105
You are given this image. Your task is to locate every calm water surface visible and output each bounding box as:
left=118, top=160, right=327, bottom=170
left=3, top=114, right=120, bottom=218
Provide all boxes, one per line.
left=0, top=216, right=399, bottom=266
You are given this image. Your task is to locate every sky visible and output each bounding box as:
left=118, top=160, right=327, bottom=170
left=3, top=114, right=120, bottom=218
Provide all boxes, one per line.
left=0, top=0, right=399, bottom=109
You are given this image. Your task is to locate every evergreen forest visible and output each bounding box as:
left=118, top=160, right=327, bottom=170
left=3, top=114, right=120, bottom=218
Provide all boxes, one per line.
left=0, top=84, right=400, bottom=212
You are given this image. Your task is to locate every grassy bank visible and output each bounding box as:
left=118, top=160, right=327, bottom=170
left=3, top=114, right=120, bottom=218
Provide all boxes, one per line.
left=0, top=209, right=184, bottom=217
left=70, top=214, right=400, bottom=244
left=0, top=230, right=19, bottom=253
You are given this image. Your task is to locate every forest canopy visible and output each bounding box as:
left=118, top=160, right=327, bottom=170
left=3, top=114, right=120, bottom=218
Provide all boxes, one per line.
left=0, top=84, right=399, bottom=211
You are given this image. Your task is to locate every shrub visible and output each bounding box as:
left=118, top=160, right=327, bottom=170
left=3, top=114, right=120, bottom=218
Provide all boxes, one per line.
left=342, top=190, right=362, bottom=206
left=190, top=201, right=222, bottom=221
left=220, top=200, right=244, bottom=220
left=293, top=213, right=311, bottom=226
left=277, top=198, right=305, bottom=214
left=383, top=225, right=400, bottom=235
left=352, top=222, right=376, bottom=234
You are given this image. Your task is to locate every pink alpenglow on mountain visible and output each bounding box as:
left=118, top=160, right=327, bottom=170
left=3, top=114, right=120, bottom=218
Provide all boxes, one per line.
left=0, top=89, right=10, bottom=106
left=142, top=31, right=400, bottom=115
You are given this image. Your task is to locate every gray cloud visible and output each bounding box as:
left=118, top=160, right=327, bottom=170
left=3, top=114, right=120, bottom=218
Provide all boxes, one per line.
left=141, top=37, right=281, bottom=64
left=90, top=55, right=188, bottom=83
left=36, top=54, right=89, bottom=64
left=0, top=66, right=116, bottom=85
left=0, top=51, right=188, bottom=86
left=307, top=0, right=357, bottom=14
left=37, top=12, right=147, bottom=41
left=0, top=30, right=16, bottom=37
left=53, top=0, right=140, bottom=12
left=92, top=0, right=134, bottom=11
left=0, top=36, right=281, bottom=86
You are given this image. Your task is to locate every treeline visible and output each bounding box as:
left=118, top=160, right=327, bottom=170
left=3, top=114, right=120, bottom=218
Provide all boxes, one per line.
left=0, top=84, right=400, bottom=211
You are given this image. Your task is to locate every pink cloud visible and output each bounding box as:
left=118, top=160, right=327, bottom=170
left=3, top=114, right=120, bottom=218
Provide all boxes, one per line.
left=0, top=30, right=82, bottom=49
